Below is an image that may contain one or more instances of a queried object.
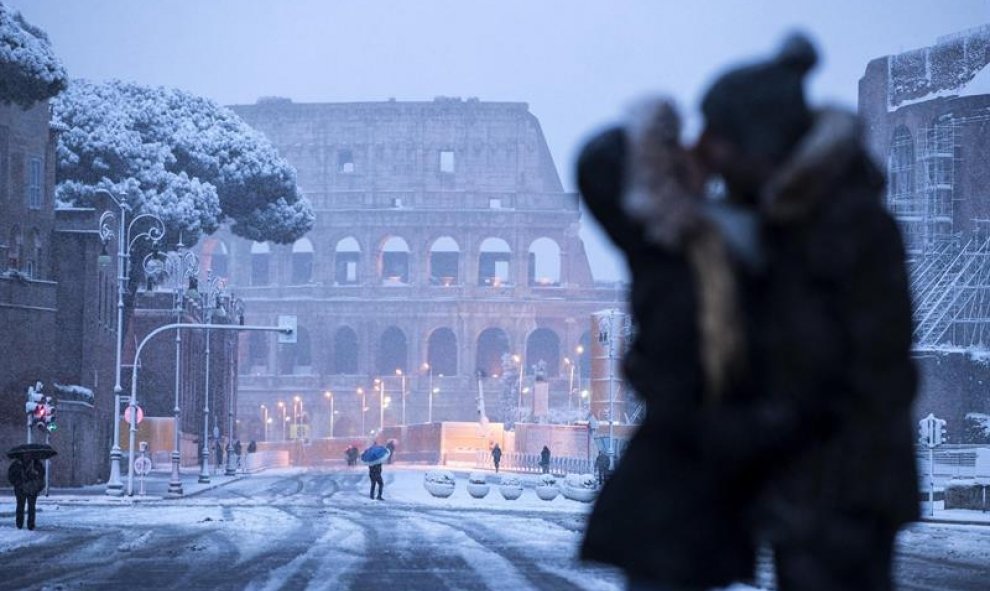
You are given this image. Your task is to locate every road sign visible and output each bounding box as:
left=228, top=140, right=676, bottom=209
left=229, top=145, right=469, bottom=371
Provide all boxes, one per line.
left=123, top=405, right=145, bottom=425
left=133, top=456, right=152, bottom=476
left=278, top=315, right=297, bottom=344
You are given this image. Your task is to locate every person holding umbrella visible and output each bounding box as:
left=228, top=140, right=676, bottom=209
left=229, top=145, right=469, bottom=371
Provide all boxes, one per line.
left=6, top=443, right=54, bottom=530
left=361, top=441, right=390, bottom=500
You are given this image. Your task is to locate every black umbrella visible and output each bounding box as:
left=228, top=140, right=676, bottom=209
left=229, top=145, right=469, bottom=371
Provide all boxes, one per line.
left=6, top=443, right=57, bottom=460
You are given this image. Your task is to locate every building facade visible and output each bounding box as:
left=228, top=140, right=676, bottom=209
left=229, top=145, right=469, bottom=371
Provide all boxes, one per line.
left=860, top=24, right=990, bottom=430
left=216, top=98, right=623, bottom=440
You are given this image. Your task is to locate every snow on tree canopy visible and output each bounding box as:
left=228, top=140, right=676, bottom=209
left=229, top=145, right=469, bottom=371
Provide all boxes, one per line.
left=53, top=79, right=314, bottom=245
left=0, top=2, right=68, bottom=107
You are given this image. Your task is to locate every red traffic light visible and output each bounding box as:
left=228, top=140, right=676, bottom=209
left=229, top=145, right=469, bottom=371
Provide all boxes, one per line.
left=33, top=405, right=46, bottom=420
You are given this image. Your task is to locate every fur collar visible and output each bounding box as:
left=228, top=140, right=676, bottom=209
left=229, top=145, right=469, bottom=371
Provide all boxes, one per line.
left=760, top=108, right=864, bottom=223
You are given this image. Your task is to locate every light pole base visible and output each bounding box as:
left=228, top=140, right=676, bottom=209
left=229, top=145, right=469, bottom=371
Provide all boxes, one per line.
left=168, top=450, right=183, bottom=496
left=105, top=448, right=124, bottom=496
left=224, top=445, right=236, bottom=476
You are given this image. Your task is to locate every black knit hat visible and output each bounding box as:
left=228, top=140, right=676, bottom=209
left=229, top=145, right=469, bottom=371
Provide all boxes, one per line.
left=701, top=33, right=818, bottom=163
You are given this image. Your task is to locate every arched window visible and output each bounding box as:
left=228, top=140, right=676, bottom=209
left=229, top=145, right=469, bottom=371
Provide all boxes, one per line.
left=377, top=326, right=407, bottom=374
left=528, top=237, right=561, bottom=286
left=380, top=237, right=410, bottom=284
left=278, top=326, right=311, bottom=375
left=478, top=237, right=511, bottom=286
left=429, top=236, right=460, bottom=286
left=476, top=327, right=510, bottom=377
left=291, top=237, right=314, bottom=284
left=427, top=328, right=458, bottom=376
left=526, top=328, right=561, bottom=378
left=334, top=237, right=361, bottom=285
left=248, top=332, right=269, bottom=370
left=250, top=242, right=270, bottom=286
left=333, top=326, right=359, bottom=374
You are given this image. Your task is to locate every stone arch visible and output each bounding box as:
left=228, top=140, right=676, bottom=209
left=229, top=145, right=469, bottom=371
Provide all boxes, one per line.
left=332, top=326, right=359, bottom=375
left=429, top=236, right=460, bottom=286
left=527, top=237, right=561, bottom=286
left=526, top=327, right=561, bottom=378
left=291, top=237, right=315, bottom=284
left=279, top=325, right=311, bottom=375
left=250, top=241, right=270, bottom=286
left=202, top=237, right=229, bottom=279
left=334, top=236, right=361, bottom=285
left=379, top=236, right=410, bottom=284
left=478, top=237, right=511, bottom=286
left=427, top=327, right=458, bottom=376
left=476, top=327, right=510, bottom=377
left=377, top=326, right=408, bottom=374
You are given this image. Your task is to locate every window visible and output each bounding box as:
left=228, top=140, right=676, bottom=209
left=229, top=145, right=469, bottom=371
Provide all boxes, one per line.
left=250, top=242, right=270, bottom=286
left=489, top=198, right=502, bottom=209
left=334, top=237, right=360, bottom=285
left=439, top=150, right=455, bottom=173
left=391, top=197, right=403, bottom=208
left=27, top=157, right=42, bottom=209
left=291, top=237, right=314, bottom=284
left=338, top=150, right=354, bottom=173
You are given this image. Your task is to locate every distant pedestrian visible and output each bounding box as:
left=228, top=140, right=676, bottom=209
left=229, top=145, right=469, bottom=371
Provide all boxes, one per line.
left=385, top=440, right=395, bottom=464
left=594, top=451, right=609, bottom=486
left=214, top=440, right=223, bottom=473
left=7, top=454, right=45, bottom=530
left=369, top=463, right=384, bottom=500
left=539, top=445, right=551, bottom=474
left=247, top=440, right=257, bottom=454
left=491, top=444, right=502, bottom=473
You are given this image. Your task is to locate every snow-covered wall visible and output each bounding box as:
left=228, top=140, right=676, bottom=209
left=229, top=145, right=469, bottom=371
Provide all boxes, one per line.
left=888, top=25, right=990, bottom=110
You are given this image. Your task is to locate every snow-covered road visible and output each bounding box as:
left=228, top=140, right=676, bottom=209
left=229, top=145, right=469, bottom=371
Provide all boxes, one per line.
left=0, top=468, right=987, bottom=590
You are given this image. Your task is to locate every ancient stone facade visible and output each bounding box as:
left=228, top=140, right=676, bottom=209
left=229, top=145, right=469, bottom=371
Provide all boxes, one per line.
left=216, top=98, right=623, bottom=440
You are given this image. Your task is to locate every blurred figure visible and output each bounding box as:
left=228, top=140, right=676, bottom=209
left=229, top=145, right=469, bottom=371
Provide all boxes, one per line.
left=577, top=96, right=756, bottom=591
left=539, top=445, right=551, bottom=474
left=594, top=451, right=610, bottom=486
left=695, top=33, right=917, bottom=591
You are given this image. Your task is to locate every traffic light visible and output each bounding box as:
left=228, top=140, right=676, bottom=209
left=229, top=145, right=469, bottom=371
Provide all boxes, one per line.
left=918, top=417, right=931, bottom=445
left=933, top=418, right=947, bottom=446
left=44, top=397, right=57, bottom=433
left=25, top=382, right=45, bottom=425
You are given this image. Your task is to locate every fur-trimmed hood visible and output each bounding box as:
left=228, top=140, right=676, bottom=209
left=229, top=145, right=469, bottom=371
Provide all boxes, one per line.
left=761, top=108, right=878, bottom=224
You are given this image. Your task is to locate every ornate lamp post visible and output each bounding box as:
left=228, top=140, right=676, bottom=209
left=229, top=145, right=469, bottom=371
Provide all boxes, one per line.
left=564, top=357, right=575, bottom=412
left=97, top=190, right=165, bottom=496
left=162, top=241, right=199, bottom=496
left=357, top=387, right=366, bottom=435
left=223, top=296, right=244, bottom=476
left=191, top=270, right=226, bottom=484
left=277, top=401, right=286, bottom=440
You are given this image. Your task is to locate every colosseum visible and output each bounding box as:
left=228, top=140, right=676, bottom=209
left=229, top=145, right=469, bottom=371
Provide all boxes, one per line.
left=202, top=97, right=625, bottom=440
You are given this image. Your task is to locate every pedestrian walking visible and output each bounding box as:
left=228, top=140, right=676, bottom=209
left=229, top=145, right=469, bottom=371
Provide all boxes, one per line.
left=214, top=439, right=223, bottom=474
left=576, top=93, right=758, bottom=590
left=694, top=33, right=918, bottom=591
left=491, top=443, right=502, bottom=473
left=368, top=463, right=384, bottom=500
left=539, top=446, right=551, bottom=474
left=385, top=440, right=395, bottom=464
left=234, top=439, right=243, bottom=470
left=7, top=453, right=46, bottom=530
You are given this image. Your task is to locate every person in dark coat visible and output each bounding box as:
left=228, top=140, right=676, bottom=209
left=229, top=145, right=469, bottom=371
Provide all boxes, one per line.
left=491, top=444, right=502, bottom=473
left=8, top=454, right=46, bottom=530
left=594, top=451, right=610, bottom=486
left=214, top=439, right=224, bottom=473
left=694, top=34, right=918, bottom=591
left=577, top=97, right=761, bottom=591
left=368, top=462, right=384, bottom=500
left=234, top=439, right=243, bottom=470
left=247, top=440, right=257, bottom=454
left=539, top=446, right=551, bottom=474
left=385, top=440, right=395, bottom=464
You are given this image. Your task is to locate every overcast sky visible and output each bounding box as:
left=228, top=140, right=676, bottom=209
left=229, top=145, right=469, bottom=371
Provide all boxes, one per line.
left=9, top=0, right=988, bottom=281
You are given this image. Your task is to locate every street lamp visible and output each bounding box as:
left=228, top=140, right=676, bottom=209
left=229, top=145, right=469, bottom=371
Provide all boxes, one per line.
left=277, top=401, right=286, bottom=440
left=575, top=345, right=585, bottom=407
left=324, top=390, right=334, bottom=438
left=97, top=189, right=165, bottom=496
left=422, top=363, right=433, bottom=424
left=162, top=241, right=199, bottom=496
left=260, top=404, right=269, bottom=441
left=512, top=354, right=525, bottom=410
left=196, top=270, right=226, bottom=484
left=357, top=387, right=366, bottom=436
left=374, top=378, right=385, bottom=433
left=564, top=357, right=575, bottom=412
left=395, top=368, right=406, bottom=425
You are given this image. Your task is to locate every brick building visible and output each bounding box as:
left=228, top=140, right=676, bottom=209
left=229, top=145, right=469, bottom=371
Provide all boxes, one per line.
left=859, top=24, right=990, bottom=432
left=215, top=97, right=624, bottom=440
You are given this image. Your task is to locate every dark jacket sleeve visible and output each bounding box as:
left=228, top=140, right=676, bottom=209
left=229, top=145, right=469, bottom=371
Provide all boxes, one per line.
left=7, top=461, right=23, bottom=487
left=576, top=127, right=651, bottom=258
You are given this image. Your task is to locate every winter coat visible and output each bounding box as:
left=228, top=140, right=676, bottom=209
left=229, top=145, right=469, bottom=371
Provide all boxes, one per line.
left=8, top=458, right=46, bottom=497
left=247, top=441, right=257, bottom=454
left=368, top=464, right=382, bottom=478
left=747, top=109, right=918, bottom=539
left=491, top=447, right=502, bottom=461
left=539, top=448, right=550, bottom=465
left=234, top=441, right=242, bottom=455
left=577, top=100, right=761, bottom=589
